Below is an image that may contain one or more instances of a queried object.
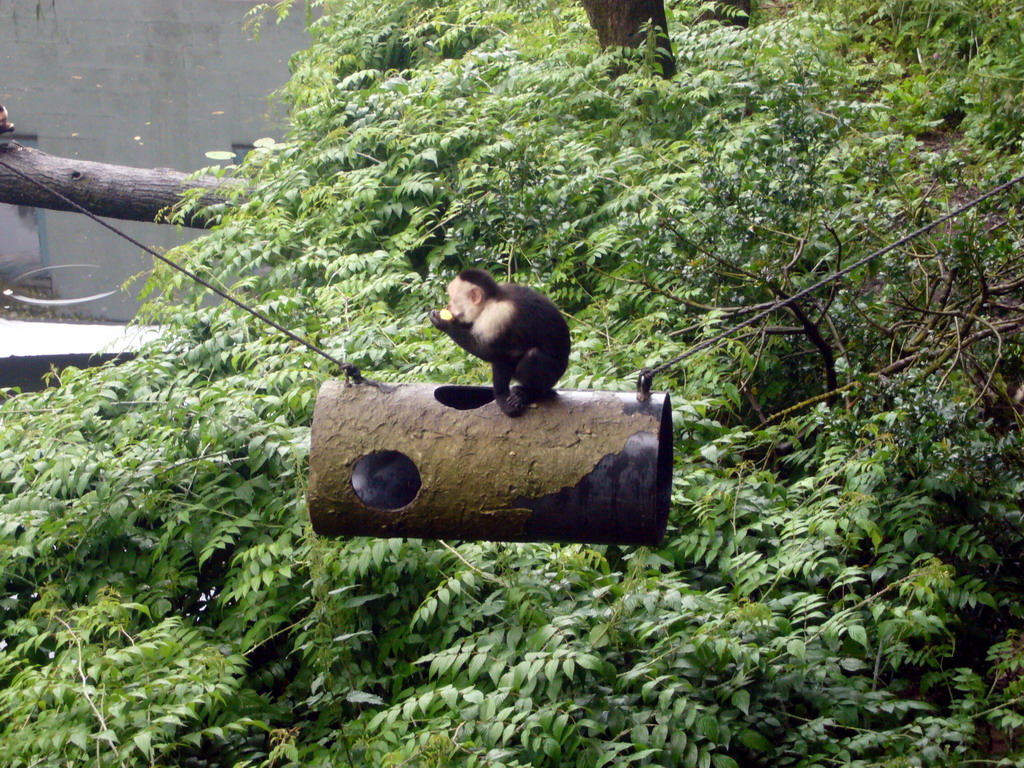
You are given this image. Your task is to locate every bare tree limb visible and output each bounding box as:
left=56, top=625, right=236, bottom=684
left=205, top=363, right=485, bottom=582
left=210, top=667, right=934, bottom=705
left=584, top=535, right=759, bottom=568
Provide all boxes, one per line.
left=0, top=141, right=244, bottom=229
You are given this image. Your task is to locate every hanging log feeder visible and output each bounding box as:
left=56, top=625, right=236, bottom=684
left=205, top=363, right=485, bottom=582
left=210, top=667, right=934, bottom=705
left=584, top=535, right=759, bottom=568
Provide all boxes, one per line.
left=307, top=382, right=673, bottom=546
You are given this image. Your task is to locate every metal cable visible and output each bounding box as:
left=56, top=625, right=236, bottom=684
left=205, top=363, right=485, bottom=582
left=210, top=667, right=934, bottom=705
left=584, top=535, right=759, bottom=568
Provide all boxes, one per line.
left=636, top=172, right=1024, bottom=398
left=0, top=151, right=365, bottom=382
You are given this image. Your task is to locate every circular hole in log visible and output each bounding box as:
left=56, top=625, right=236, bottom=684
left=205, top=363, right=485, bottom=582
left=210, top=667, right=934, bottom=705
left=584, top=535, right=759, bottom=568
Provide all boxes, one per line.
left=351, top=450, right=421, bottom=510
left=433, top=385, right=494, bottom=410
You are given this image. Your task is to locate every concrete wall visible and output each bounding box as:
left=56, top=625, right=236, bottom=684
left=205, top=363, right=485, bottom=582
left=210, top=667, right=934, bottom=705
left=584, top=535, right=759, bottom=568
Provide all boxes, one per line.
left=0, top=0, right=311, bottom=321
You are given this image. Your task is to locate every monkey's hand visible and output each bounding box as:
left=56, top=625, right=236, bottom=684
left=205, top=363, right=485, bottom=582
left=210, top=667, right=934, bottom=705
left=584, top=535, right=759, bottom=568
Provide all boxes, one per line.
left=429, top=309, right=451, bottom=330
left=430, top=308, right=473, bottom=336
left=431, top=310, right=493, bottom=363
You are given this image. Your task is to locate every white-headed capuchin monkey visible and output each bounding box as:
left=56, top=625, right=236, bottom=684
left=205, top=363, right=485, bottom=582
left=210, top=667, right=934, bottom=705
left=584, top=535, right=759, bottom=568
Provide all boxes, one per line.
left=429, top=268, right=570, bottom=417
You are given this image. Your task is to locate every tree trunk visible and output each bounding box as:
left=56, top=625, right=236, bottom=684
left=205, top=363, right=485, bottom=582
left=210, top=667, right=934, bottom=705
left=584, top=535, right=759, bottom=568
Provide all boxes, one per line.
left=579, top=0, right=676, bottom=79
left=0, top=142, right=242, bottom=229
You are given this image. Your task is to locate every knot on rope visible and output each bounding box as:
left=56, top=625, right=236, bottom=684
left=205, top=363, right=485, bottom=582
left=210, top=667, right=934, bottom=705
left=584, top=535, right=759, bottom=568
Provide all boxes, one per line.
left=341, top=362, right=365, bottom=384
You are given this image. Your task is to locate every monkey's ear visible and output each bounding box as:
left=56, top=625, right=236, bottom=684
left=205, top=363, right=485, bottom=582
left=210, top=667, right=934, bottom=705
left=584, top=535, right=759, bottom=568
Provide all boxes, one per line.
left=467, top=286, right=485, bottom=305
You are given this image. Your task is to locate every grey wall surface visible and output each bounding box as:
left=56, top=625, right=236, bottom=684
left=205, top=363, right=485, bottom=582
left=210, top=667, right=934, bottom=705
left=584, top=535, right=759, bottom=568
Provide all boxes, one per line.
left=0, top=0, right=311, bottom=321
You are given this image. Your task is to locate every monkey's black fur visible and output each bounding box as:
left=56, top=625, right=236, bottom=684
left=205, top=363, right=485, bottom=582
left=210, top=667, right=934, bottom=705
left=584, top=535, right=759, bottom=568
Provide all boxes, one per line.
left=430, top=269, right=570, bottom=417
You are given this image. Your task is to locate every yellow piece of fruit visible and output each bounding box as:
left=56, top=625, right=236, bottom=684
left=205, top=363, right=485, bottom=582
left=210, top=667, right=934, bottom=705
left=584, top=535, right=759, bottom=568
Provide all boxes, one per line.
left=439, top=308, right=453, bottom=321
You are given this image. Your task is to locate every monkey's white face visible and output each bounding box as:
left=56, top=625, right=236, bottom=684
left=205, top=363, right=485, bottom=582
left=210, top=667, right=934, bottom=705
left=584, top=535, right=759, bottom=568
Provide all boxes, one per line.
left=446, top=277, right=485, bottom=323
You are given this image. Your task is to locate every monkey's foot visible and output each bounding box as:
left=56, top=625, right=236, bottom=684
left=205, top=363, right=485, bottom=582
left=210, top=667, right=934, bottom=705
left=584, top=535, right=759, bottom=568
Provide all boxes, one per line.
left=501, top=386, right=544, bottom=417
left=498, top=393, right=526, bottom=417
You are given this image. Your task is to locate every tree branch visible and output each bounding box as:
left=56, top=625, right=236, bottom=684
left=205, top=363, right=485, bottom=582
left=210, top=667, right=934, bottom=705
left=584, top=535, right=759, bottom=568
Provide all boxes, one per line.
left=0, top=142, right=244, bottom=229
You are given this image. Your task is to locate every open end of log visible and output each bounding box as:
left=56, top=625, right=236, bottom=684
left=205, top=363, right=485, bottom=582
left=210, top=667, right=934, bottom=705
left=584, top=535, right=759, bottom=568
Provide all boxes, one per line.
left=433, top=385, right=496, bottom=410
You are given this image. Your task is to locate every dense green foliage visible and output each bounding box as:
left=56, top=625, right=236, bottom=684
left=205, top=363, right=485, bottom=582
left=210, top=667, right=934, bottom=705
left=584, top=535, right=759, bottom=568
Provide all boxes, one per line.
left=3, top=0, right=1024, bottom=765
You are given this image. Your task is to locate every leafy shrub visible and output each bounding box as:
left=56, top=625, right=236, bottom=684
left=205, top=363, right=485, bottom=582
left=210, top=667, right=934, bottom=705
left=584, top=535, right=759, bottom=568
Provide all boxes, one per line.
left=812, top=0, right=1024, bottom=150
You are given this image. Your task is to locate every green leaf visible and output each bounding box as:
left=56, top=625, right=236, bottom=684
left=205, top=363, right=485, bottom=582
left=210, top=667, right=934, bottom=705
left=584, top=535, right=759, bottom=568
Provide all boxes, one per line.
left=347, top=690, right=386, bottom=706
left=787, top=639, right=806, bottom=661
left=697, top=715, right=720, bottom=742
left=731, top=689, right=750, bottom=715
left=133, top=731, right=153, bottom=758
left=848, top=624, right=869, bottom=649
left=69, top=731, right=89, bottom=751
left=738, top=730, right=772, bottom=752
